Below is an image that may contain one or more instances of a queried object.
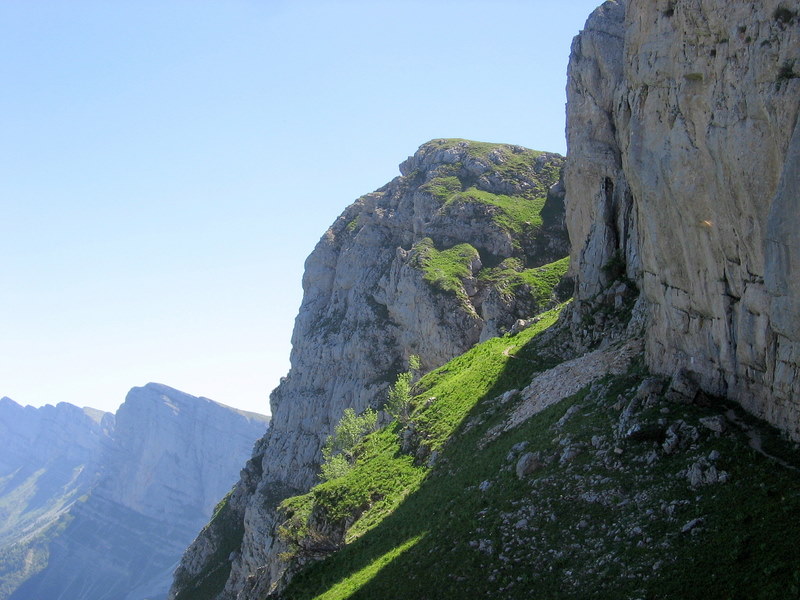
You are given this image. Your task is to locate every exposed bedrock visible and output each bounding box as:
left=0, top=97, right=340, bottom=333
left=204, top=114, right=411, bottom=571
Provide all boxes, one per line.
left=565, top=0, right=800, bottom=437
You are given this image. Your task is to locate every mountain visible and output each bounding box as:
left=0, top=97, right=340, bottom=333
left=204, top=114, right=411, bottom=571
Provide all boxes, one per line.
left=170, top=139, right=570, bottom=599
left=0, top=384, right=268, bottom=600
left=170, top=0, right=800, bottom=598
left=0, top=399, right=113, bottom=598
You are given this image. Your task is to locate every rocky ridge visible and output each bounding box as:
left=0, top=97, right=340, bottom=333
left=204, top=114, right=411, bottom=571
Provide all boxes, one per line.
left=169, top=139, right=570, bottom=599
left=0, top=384, right=268, bottom=600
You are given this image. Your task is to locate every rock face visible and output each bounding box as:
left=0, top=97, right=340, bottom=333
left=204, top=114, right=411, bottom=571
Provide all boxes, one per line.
left=0, top=384, right=268, bottom=600
left=565, top=0, right=800, bottom=438
left=170, top=139, right=569, bottom=599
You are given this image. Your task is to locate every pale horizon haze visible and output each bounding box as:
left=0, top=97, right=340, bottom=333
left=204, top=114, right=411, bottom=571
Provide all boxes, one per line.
left=1, top=0, right=602, bottom=415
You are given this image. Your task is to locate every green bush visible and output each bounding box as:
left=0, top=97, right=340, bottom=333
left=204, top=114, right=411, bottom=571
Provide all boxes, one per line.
left=386, top=355, right=420, bottom=426
left=319, top=408, right=378, bottom=482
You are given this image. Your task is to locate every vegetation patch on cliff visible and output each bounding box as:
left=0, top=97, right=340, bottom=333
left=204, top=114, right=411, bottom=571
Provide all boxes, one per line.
left=479, top=256, right=570, bottom=305
left=423, top=138, right=559, bottom=192
left=410, top=238, right=479, bottom=306
left=172, top=491, right=245, bottom=600
left=417, top=139, right=563, bottom=238
left=448, top=188, right=547, bottom=235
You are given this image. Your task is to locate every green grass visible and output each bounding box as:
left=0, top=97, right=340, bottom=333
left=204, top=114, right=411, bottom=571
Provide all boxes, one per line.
left=415, top=139, right=563, bottom=237
left=275, top=307, right=800, bottom=600
left=419, top=175, right=462, bottom=200
left=309, top=534, right=425, bottom=600
left=410, top=306, right=564, bottom=452
left=278, top=427, right=427, bottom=558
left=345, top=217, right=360, bottom=233
left=447, top=187, right=547, bottom=234
left=479, top=256, right=570, bottom=305
left=409, top=241, right=569, bottom=318
left=410, top=238, right=479, bottom=306
left=422, top=138, right=553, bottom=185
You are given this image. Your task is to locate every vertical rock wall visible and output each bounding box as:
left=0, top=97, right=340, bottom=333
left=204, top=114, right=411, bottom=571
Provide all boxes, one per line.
left=565, top=0, right=800, bottom=436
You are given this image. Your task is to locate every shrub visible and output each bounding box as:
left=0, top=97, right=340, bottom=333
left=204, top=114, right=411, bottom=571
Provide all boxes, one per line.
left=386, top=372, right=414, bottom=425
left=386, top=355, right=421, bottom=426
left=319, top=408, right=378, bottom=481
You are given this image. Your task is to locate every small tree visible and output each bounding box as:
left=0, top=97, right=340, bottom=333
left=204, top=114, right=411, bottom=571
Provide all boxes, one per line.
left=386, top=355, right=421, bottom=425
left=319, top=407, right=377, bottom=481
left=386, top=371, right=413, bottom=425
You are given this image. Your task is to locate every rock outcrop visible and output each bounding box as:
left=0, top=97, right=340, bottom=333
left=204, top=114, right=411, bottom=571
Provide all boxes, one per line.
left=565, top=0, right=800, bottom=437
left=169, top=139, right=569, bottom=599
left=0, top=384, right=268, bottom=600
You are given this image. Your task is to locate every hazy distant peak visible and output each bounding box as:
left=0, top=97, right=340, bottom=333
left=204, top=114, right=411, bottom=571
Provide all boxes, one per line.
left=124, top=381, right=270, bottom=422
left=0, top=380, right=269, bottom=600
left=142, top=381, right=184, bottom=394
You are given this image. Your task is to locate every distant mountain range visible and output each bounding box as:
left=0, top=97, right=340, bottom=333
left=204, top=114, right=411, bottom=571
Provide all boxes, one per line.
left=0, top=383, right=268, bottom=600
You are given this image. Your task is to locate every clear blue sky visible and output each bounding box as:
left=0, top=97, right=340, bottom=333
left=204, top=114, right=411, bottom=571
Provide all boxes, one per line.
left=1, top=0, right=601, bottom=415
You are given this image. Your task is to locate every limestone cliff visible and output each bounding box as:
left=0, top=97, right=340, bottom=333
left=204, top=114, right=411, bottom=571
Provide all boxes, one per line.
left=565, top=0, right=800, bottom=437
left=0, top=384, right=268, bottom=600
left=169, top=139, right=569, bottom=599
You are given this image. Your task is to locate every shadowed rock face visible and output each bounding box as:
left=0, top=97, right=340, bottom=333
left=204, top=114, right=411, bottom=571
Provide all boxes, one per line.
left=0, top=384, right=268, bottom=600
left=565, top=0, right=800, bottom=438
left=169, top=139, right=569, bottom=599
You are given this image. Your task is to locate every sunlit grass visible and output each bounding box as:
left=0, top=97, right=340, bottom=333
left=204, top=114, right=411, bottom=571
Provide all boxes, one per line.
left=311, top=534, right=425, bottom=600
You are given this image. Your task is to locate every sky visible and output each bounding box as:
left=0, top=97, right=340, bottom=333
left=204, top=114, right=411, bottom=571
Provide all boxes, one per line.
left=1, top=0, right=602, bottom=416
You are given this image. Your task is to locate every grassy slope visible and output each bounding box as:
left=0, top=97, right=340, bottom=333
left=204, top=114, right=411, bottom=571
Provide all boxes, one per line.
left=276, top=307, right=800, bottom=600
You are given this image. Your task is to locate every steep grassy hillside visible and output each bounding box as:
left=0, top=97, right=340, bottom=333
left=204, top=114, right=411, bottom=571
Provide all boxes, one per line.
left=273, top=305, right=800, bottom=599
